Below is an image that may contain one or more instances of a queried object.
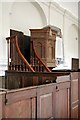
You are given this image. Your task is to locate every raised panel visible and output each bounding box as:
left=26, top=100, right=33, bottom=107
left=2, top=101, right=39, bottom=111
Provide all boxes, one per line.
left=5, top=97, right=36, bottom=118
left=55, top=89, right=69, bottom=118
left=32, top=97, right=36, bottom=118
left=35, top=42, right=42, bottom=58
left=39, top=93, right=52, bottom=118
left=5, top=87, right=37, bottom=118
left=5, top=99, right=32, bottom=118
left=79, top=72, right=80, bottom=118
left=71, top=79, right=78, bottom=102
left=71, top=72, right=78, bottom=118
left=72, top=105, right=78, bottom=118
left=0, top=94, right=2, bottom=119
left=48, top=46, right=53, bottom=59
left=37, top=84, right=56, bottom=118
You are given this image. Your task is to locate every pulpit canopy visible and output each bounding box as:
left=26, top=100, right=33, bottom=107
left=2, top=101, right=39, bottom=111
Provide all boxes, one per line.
left=43, top=25, right=62, bottom=38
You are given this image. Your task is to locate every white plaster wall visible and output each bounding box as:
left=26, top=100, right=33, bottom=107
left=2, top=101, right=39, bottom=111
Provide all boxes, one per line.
left=79, top=24, right=80, bottom=68
left=0, top=1, right=79, bottom=75
left=0, top=2, right=3, bottom=59
left=50, top=4, right=64, bottom=33
left=0, top=2, right=8, bottom=75
left=37, top=2, right=49, bottom=25
left=78, top=2, right=80, bottom=68
left=48, top=3, right=78, bottom=68
left=63, top=14, right=78, bottom=68
left=10, top=2, right=47, bottom=35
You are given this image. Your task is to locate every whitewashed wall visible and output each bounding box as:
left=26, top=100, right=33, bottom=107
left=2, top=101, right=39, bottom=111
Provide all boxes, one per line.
left=10, top=2, right=47, bottom=35
left=0, top=1, right=78, bottom=75
left=64, top=15, right=78, bottom=68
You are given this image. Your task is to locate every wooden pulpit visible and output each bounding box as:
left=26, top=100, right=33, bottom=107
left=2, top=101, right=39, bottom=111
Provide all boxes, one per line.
left=30, top=25, right=60, bottom=68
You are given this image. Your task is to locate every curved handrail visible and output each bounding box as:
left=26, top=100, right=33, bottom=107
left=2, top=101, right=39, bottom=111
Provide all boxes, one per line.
left=31, top=41, right=51, bottom=72
left=15, top=36, right=35, bottom=72
left=6, top=35, right=51, bottom=72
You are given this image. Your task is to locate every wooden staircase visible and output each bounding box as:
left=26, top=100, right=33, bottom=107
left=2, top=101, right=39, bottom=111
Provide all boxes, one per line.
left=6, top=35, right=51, bottom=73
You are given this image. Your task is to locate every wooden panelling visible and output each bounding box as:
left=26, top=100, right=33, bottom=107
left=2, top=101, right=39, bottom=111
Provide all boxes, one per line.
left=39, top=93, right=53, bottom=118
left=55, top=90, right=68, bottom=118
left=5, top=98, right=36, bottom=118
left=71, top=79, right=78, bottom=102
left=5, top=99, right=32, bottom=118
left=37, top=83, right=56, bottom=118
left=0, top=93, right=3, bottom=119
left=6, top=87, right=37, bottom=104
left=71, top=72, right=78, bottom=80
left=32, top=97, right=36, bottom=118
left=0, top=92, right=6, bottom=119
left=72, top=105, right=78, bottom=118
left=71, top=72, right=78, bottom=118
left=78, top=71, right=80, bottom=118
left=5, top=87, right=37, bottom=118
left=5, top=71, right=70, bottom=89
left=1, top=75, right=71, bottom=119
left=55, top=81, right=70, bottom=118
left=0, top=77, right=5, bottom=88
left=5, top=71, right=58, bottom=89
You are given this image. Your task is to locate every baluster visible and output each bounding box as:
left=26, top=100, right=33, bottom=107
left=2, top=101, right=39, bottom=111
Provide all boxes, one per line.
left=31, top=56, right=34, bottom=66
left=19, top=60, right=22, bottom=71
left=30, top=56, right=34, bottom=66
left=7, top=39, right=11, bottom=70
left=25, top=63, right=28, bottom=71
left=23, top=62, right=25, bottom=71
left=19, top=65, right=22, bottom=71
left=40, top=63, right=42, bottom=72
left=30, top=56, right=32, bottom=65
left=9, top=58, right=11, bottom=70
left=26, top=67, right=28, bottom=72
left=34, top=57, right=36, bottom=71
left=28, top=68, right=30, bottom=72
left=13, top=38, right=17, bottom=71
left=24, top=64, right=26, bottom=71
left=21, top=59, right=23, bottom=71
left=40, top=64, right=41, bottom=72
left=34, top=57, right=37, bottom=71
left=18, top=55, right=20, bottom=71
left=37, top=60, right=39, bottom=72
left=10, top=38, right=13, bottom=70
left=10, top=64, right=13, bottom=70
left=39, top=62, right=41, bottom=72
left=16, top=65, right=18, bottom=71
left=8, top=64, right=10, bottom=70
left=13, top=39, right=15, bottom=65
left=16, top=53, right=18, bottom=71
left=32, top=49, right=35, bottom=67
left=42, top=66, right=44, bottom=72
left=13, top=63, right=15, bottom=70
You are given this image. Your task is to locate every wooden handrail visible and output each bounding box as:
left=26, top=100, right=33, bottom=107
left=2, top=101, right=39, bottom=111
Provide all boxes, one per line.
left=15, top=36, right=35, bottom=72
left=6, top=35, right=35, bottom=72
left=31, top=41, right=51, bottom=72
left=6, top=35, right=51, bottom=72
